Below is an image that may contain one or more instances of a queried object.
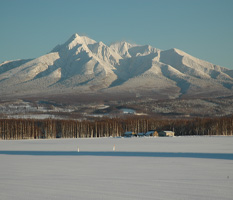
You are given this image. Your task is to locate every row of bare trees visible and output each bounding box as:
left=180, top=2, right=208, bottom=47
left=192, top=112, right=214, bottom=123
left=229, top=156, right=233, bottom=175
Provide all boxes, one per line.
left=0, top=116, right=233, bottom=140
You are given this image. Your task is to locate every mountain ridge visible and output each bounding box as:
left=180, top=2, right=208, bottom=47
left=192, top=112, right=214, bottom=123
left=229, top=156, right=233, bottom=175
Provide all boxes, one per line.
left=1, top=33, right=233, bottom=99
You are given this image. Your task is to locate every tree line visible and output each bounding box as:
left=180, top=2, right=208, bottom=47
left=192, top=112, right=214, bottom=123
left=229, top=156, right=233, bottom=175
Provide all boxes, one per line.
left=0, top=115, right=233, bottom=140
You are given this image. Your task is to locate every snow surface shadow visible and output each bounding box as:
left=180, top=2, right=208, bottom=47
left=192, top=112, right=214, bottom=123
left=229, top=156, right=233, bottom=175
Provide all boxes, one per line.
left=0, top=151, right=233, bottom=160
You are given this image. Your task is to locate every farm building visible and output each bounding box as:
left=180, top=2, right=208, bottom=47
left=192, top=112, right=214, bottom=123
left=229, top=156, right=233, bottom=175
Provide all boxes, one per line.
left=137, top=132, right=145, bottom=137
left=145, top=130, right=159, bottom=137
left=124, top=131, right=136, bottom=137
left=158, top=131, right=175, bottom=137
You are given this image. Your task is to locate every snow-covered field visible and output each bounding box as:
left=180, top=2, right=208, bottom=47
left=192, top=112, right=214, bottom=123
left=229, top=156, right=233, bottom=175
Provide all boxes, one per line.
left=1, top=136, right=233, bottom=200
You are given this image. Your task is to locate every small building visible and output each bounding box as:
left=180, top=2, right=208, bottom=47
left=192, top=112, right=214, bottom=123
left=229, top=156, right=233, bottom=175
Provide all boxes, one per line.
left=124, top=131, right=136, bottom=137
left=137, top=132, right=145, bottom=137
left=145, top=130, right=159, bottom=137
left=158, top=131, right=175, bottom=137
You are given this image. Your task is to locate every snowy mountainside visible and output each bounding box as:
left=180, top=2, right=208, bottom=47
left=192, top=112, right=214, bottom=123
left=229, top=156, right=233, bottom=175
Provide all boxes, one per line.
left=0, top=33, right=233, bottom=98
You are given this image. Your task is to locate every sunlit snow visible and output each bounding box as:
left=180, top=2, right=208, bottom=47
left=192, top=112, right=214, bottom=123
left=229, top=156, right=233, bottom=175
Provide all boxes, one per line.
left=0, top=136, right=233, bottom=200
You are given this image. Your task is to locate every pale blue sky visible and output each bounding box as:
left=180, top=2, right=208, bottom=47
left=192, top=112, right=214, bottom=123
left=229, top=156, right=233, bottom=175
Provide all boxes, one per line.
left=1, top=0, right=233, bottom=69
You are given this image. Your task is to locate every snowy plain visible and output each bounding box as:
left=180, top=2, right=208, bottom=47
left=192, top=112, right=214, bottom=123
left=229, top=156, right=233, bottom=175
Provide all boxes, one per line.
left=0, top=136, right=233, bottom=200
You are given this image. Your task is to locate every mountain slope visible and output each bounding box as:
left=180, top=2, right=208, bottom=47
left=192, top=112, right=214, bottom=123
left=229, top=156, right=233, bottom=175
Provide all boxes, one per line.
left=0, top=33, right=232, bottom=99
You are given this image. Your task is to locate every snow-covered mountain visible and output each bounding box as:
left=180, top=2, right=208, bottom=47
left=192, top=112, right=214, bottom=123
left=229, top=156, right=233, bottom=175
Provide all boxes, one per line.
left=1, top=33, right=233, bottom=99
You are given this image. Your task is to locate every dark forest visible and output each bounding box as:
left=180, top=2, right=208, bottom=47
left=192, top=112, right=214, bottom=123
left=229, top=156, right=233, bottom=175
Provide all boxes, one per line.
left=1, top=115, right=233, bottom=140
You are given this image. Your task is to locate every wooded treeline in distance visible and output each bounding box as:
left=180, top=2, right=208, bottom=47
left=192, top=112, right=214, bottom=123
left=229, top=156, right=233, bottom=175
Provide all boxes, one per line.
left=0, top=116, right=233, bottom=140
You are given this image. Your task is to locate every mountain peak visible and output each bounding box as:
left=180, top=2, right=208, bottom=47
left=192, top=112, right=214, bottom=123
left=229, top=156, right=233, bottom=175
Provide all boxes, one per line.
left=110, top=41, right=137, bottom=58
left=171, top=48, right=185, bottom=54
left=1, top=33, right=233, bottom=99
left=66, top=33, right=96, bottom=50
left=110, top=41, right=136, bottom=48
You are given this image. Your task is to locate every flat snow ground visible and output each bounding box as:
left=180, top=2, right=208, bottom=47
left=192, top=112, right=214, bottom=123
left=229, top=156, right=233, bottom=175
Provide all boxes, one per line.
left=0, top=136, right=233, bottom=200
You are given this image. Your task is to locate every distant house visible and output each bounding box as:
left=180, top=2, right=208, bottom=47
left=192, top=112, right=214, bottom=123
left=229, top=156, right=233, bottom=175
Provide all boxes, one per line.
left=124, top=131, right=136, bottom=137
left=145, top=130, right=159, bottom=137
left=158, top=131, right=175, bottom=137
left=124, top=130, right=174, bottom=137
left=137, top=132, right=145, bottom=137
